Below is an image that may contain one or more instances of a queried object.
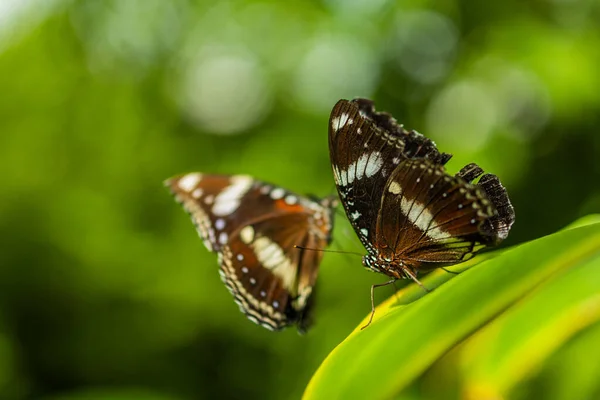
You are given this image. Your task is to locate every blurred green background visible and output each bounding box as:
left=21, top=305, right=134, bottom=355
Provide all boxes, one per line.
left=0, top=0, right=599, bottom=399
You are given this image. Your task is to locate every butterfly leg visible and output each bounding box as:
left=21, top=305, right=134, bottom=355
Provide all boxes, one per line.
left=402, top=267, right=430, bottom=293
left=361, top=279, right=396, bottom=330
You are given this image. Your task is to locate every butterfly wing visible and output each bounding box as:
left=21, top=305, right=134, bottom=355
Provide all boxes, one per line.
left=375, top=159, right=498, bottom=270
left=456, top=163, right=516, bottom=242
left=221, top=211, right=331, bottom=331
left=328, top=98, right=451, bottom=250
left=166, top=174, right=283, bottom=253
left=165, top=173, right=335, bottom=331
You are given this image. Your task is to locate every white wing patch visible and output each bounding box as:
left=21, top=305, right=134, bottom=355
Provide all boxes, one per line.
left=364, top=152, right=383, bottom=178
left=343, top=151, right=383, bottom=185
left=391, top=181, right=452, bottom=240
left=269, top=188, right=285, bottom=200
left=388, top=181, right=401, bottom=194
left=240, top=225, right=255, bottom=244
left=178, top=173, right=202, bottom=192
left=251, top=236, right=296, bottom=290
left=331, top=112, right=351, bottom=133
left=212, top=175, right=254, bottom=216
left=192, top=188, right=203, bottom=198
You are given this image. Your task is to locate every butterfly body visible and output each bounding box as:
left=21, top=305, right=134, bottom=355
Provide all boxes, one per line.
left=165, top=173, right=337, bottom=332
left=329, top=99, right=515, bottom=284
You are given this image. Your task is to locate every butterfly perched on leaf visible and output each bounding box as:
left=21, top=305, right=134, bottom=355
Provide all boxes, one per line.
left=328, top=98, right=515, bottom=292
left=165, top=173, right=337, bottom=333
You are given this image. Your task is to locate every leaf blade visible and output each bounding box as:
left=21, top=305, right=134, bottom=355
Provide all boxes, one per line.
left=304, top=222, right=600, bottom=400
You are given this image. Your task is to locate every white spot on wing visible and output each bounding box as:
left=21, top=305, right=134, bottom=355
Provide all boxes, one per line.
left=218, top=232, right=228, bottom=245
left=212, top=175, right=254, bottom=216
left=331, top=112, right=351, bottom=132
left=388, top=181, right=401, bottom=194
left=215, top=218, right=225, bottom=230
left=192, top=188, right=203, bottom=198
left=284, top=195, right=297, bottom=205
left=240, top=225, right=255, bottom=244
left=260, top=185, right=270, bottom=194
left=178, top=173, right=202, bottom=192
left=270, top=188, right=285, bottom=200
left=331, top=116, right=340, bottom=132
left=351, top=210, right=361, bottom=220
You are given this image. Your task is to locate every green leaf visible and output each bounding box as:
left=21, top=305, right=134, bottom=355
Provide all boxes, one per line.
left=458, top=251, right=600, bottom=398
left=42, top=387, right=184, bottom=400
left=303, top=221, right=600, bottom=400
left=537, top=322, right=600, bottom=400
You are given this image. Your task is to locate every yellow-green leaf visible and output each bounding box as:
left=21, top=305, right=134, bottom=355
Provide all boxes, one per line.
left=304, top=221, right=600, bottom=400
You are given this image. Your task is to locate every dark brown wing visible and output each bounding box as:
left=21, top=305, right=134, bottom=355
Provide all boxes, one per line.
left=375, top=159, right=497, bottom=269
left=166, top=174, right=265, bottom=253
left=221, top=212, right=330, bottom=331
left=165, top=173, right=335, bottom=331
left=328, top=98, right=451, bottom=251
left=165, top=173, right=322, bottom=252
left=456, top=163, right=516, bottom=242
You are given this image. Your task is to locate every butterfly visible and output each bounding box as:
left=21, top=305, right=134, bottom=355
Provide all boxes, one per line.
left=328, top=98, right=515, bottom=322
left=165, top=173, right=337, bottom=333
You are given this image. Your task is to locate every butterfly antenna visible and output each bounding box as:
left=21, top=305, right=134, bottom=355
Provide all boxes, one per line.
left=361, top=279, right=396, bottom=330
left=293, top=245, right=363, bottom=257
left=331, top=215, right=366, bottom=253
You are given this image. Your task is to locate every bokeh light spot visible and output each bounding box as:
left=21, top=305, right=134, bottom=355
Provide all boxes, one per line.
left=427, top=80, right=497, bottom=152
left=177, top=47, right=273, bottom=135
left=292, top=34, right=379, bottom=113
left=392, top=10, right=458, bottom=84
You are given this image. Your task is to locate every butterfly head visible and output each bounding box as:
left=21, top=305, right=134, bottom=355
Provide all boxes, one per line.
left=362, top=253, right=379, bottom=272
left=362, top=252, right=416, bottom=280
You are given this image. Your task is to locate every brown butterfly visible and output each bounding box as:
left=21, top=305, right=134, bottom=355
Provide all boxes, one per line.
left=166, top=173, right=337, bottom=333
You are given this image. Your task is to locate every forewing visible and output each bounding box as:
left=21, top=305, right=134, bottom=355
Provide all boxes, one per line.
left=166, top=173, right=310, bottom=252
left=165, top=173, right=335, bottom=331
left=376, top=159, right=497, bottom=269
left=328, top=99, right=451, bottom=250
